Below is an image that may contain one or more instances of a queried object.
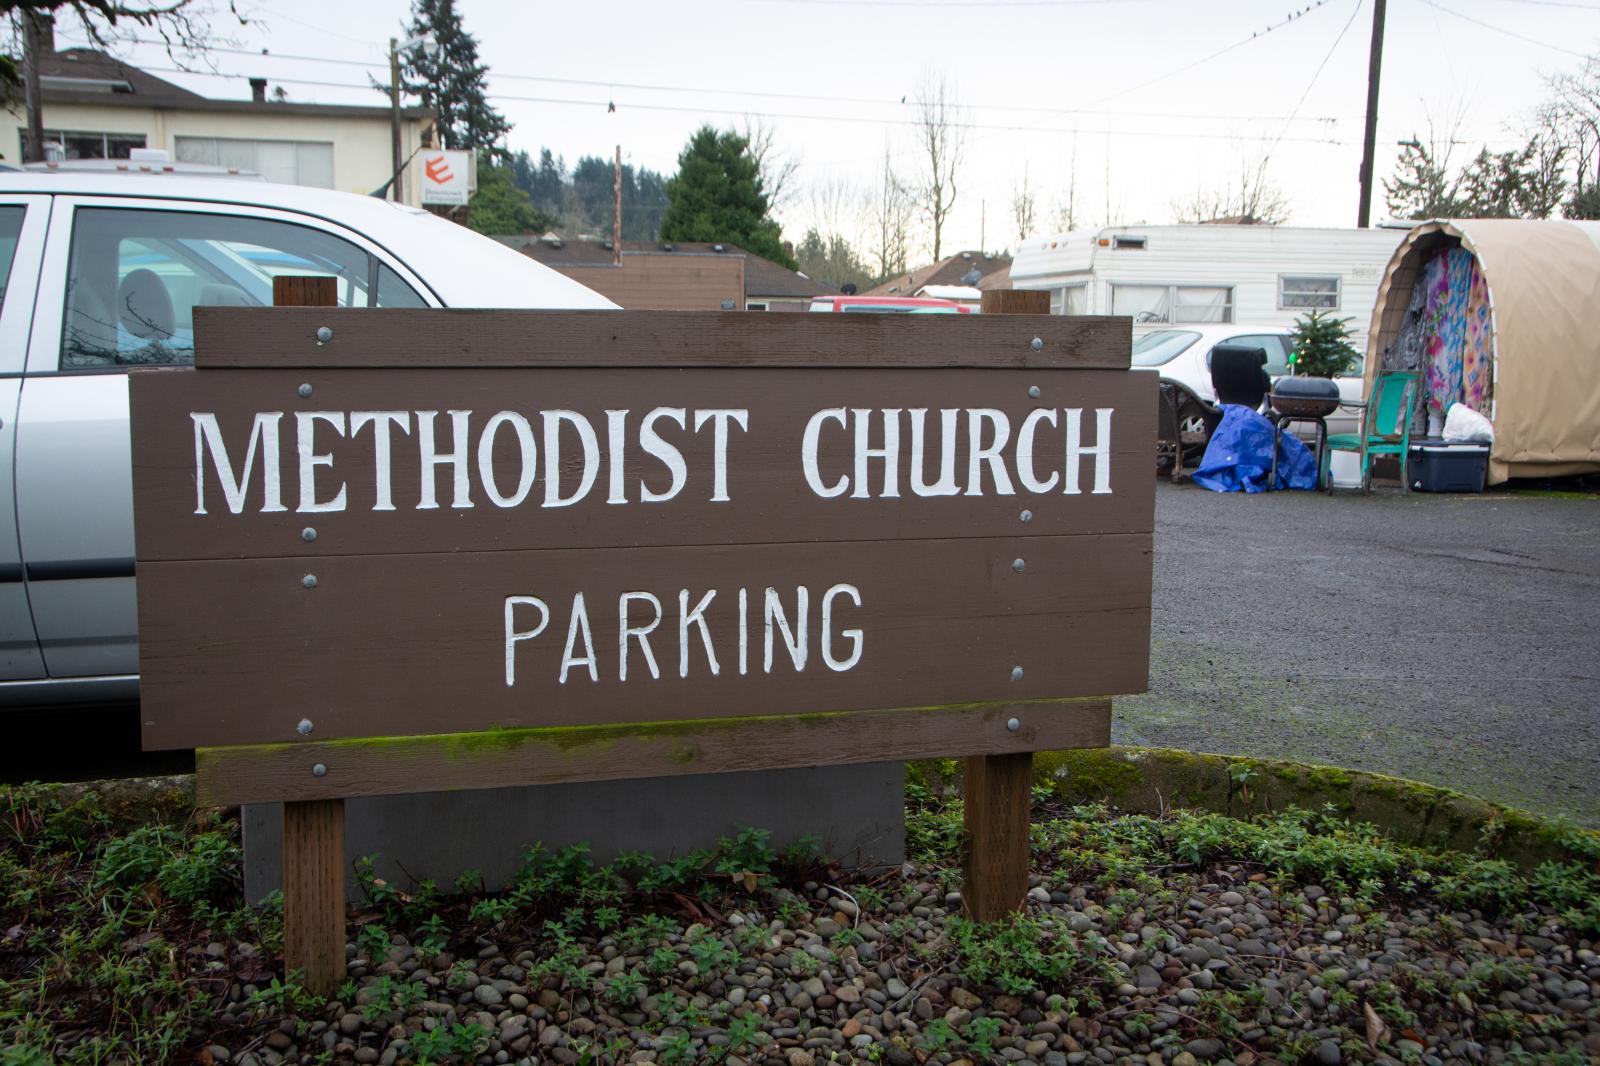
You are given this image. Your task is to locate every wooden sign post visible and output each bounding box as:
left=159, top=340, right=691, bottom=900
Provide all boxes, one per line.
left=131, top=305, right=1153, bottom=993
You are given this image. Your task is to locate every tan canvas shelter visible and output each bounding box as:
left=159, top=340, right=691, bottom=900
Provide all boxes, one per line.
left=1367, top=219, right=1600, bottom=484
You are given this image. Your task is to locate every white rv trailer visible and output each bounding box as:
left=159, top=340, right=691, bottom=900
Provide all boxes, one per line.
left=1008, top=224, right=1407, bottom=347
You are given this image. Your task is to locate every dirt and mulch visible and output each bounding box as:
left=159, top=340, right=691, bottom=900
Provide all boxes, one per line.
left=2, top=779, right=1598, bottom=1066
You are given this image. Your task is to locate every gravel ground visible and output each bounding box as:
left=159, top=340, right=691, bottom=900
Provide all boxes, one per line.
left=201, top=865, right=1600, bottom=1066
left=1115, top=484, right=1600, bottom=827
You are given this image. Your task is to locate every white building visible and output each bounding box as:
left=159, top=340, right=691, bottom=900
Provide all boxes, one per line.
left=8, top=45, right=434, bottom=205
left=1009, top=223, right=1407, bottom=345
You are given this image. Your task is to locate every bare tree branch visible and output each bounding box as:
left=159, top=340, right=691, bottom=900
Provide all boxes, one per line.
left=910, top=69, right=965, bottom=261
left=740, top=115, right=800, bottom=214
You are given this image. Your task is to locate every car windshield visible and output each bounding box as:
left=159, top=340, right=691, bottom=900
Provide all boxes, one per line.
left=1131, top=329, right=1201, bottom=366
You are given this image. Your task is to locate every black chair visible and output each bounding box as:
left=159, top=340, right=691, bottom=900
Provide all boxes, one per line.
left=1209, top=344, right=1271, bottom=409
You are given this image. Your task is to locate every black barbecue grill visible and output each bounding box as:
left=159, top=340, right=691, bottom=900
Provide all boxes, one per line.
left=1268, top=376, right=1341, bottom=488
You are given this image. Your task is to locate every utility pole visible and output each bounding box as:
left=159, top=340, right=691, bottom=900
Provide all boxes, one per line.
left=1357, top=0, right=1387, bottom=228
left=21, top=12, right=49, bottom=163
left=613, top=145, right=623, bottom=266
left=389, top=38, right=404, bottom=204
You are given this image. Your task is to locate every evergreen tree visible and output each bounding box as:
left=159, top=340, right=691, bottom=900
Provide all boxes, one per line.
left=468, top=156, right=553, bottom=235
left=795, top=228, right=875, bottom=293
left=661, top=126, right=794, bottom=269
left=1287, top=310, right=1360, bottom=378
left=1566, top=182, right=1600, bottom=219
left=400, top=0, right=511, bottom=154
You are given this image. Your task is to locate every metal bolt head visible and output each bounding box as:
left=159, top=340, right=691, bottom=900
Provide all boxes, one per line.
left=316, top=326, right=333, bottom=344
left=302, top=573, right=318, bottom=589
left=1006, top=717, right=1021, bottom=732
left=1012, top=558, right=1026, bottom=572
left=297, top=718, right=314, bottom=736
left=1011, top=665, right=1025, bottom=682
left=297, top=382, right=313, bottom=398
left=1020, top=509, right=1034, bottom=523
left=311, top=763, right=327, bottom=777
left=1027, top=385, right=1042, bottom=399
left=301, top=527, right=317, bottom=543
left=1030, top=337, right=1044, bottom=351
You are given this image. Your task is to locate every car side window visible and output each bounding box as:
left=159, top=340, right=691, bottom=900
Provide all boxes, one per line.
left=61, top=207, right=426, bottom=369
left=0, top=206, right=25, bottom=312
left=1230, top=333, right=1291, bottom=376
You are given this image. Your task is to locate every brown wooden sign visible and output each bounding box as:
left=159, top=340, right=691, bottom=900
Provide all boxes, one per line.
left=133, top=301, right=1151, bottom=992
left=132, top=308, right=1152, bottom=783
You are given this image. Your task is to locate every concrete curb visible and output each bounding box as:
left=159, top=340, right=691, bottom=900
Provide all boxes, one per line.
left=908, top=746, right=1600, bottom=869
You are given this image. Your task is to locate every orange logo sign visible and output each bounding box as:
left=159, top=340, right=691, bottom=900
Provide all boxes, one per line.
left=424, top=155, right=453, bottom=184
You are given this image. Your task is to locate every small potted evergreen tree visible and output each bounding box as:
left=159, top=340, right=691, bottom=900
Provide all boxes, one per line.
left=1287, top=309, right=1360, bottom=377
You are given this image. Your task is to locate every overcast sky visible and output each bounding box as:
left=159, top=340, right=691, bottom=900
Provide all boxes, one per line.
left=79, top=0, right=1600, bottom=259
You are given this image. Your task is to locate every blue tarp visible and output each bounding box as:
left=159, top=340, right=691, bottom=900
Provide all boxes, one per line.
left=1193, top=405, right=1319, bottom=493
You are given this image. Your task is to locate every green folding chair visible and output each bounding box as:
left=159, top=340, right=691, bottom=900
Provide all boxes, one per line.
left=1320, top=370, right=1419, bottom=494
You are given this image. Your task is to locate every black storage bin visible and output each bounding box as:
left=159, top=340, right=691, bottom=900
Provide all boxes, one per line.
left=1408, top=438, right=1489, bottom=493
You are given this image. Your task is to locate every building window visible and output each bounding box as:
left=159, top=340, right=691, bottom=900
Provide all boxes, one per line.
left=174, top=136, right=335, bottom=187
left=27, top=129, right=147, bottom=160
left=1112, top=284, right=1233, bottom=324
left=1279, top=274, right=1340, bottom=311
left=746, top=301, right=768, bottom=311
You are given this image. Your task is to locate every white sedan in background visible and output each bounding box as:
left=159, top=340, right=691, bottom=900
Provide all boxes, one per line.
left=1130, top=324, right=1365, bottom=438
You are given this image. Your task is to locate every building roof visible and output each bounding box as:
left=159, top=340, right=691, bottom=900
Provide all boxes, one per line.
left=864, top=250, right=1010, bottom=297
left=503, top=236, right=830, bottom=299
left=31, top=48, right=432, bottom=121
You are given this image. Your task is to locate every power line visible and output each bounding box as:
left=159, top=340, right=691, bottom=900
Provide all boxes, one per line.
left=1490, top=0, right=1600, bottom=9
left=140, top=65, right=1347, bottom=145
left=111, top=37, right=1343, bottom=125
left=1070, top=0, right=1341, bottom=112
left=1264, top=0, right=1364, bottom=166
left=1418, top=0, right=1591, bottom=57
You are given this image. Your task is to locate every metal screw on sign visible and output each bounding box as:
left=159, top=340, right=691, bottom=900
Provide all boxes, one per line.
left=297, top=718, right=314, bottom=736
left=1027, top=385, right=1042, bottom=399
left=297, top=383, right=313, bottom=398
left=311, top=763, right=327, bottom=777
left=1006, top=717, right=1021, bottom=732
left=1012, top=558, right=1026, bottom=572
left=1011, top=665, right=1024, bottom=682
left=302, top=574, right=318, bottom=589
left=301, top=527, right=318, bottom=543
left=1019, top=510, right=1034, bottom=523
left=316, top=326, right=333, bottom=345
left=1030, top=337, right=1044, bottom=351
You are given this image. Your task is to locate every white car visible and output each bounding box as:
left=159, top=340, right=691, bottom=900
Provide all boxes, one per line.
left=1130, top=324, right=1364, bottom=438
left=0, top=172, right=614, bottom=707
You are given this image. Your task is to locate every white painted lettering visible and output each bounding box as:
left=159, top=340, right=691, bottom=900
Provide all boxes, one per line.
left=908, top=408, right=960, bottom=497
left=693, top=408, right=749, bottom=503
left=476, top=411, right=537, bottom=508
left=618, top=591, right=662, bottom=681
left=763, top=586, right=809, bottom=673
left=542, top=410, right=600, bottom=508
left=295, top=411, right=348, bottom=513
left=965, top=409, right=1016, bottom=496
left=821, top=583, right=864, bottom=672
left=638, top=407, right=688, bottom=503
left=1064, top=407, right=1114, bottom=495
left=350, top=411, right=410, bottom=511
left=417, top=410, right=473, bottom=509
left=191, top=411, right=285, bottom=515
left=852, top=408, right=901, bottom=499
left=678, top=588, right=720, bottom=677
left=802, top=408, right=849, bottom=498
left=503, top=595, right=549, bottom=687
left=605, top=409, right=629, bottom=505
left=1017, top=408, right=1061, bottom=494
left=559, top=592, right=598, bottom=684
left=737, top=586, right=749, bottom=676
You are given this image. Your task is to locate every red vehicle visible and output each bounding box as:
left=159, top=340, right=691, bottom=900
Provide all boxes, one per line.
left=807, top=295, right=972, bottom=314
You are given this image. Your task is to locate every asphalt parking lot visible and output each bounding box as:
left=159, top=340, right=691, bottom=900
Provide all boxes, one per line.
left=1115, top=481, right=1600, bottom=826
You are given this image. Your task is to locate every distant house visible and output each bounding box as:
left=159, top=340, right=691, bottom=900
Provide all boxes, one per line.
left=504, top=235, right=832, bottom=311
left=8, top=39, right=435, bottom=204
left=864, top=250, right=1011, bottom=309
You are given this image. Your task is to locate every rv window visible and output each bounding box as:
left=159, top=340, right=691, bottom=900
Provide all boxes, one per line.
left=1131, top=329, right=1201, bottom=366
left=1112, top=284, right=1170, bottom=323
left=1280, top=274, right=1340, bottom=311
left=1173, top=286, right=1233, bottom=324
left=1112, top=236, right=1146, bottom=250
left=1050, top=284, right=1088, bottom=316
